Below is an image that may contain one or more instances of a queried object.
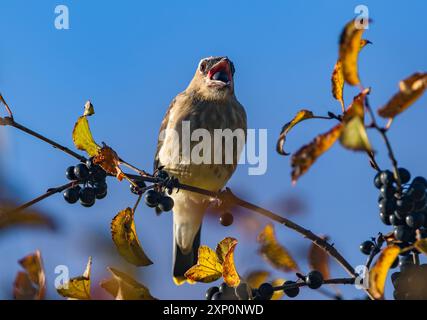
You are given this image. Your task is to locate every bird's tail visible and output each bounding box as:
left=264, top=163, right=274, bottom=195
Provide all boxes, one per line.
left=172, top=225, right=201, bottom=285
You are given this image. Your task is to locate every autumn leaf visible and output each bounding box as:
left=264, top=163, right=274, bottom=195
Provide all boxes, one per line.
left=338, top=19, right=369, bottom=86
left=185, top=237, right=241, bottom=287
left=100, top=267, right=156, bottom=300
left=257, top=224, right=298, bottom=272
left=111, top=208, right=153, bottom=267
left=57, top=257, right=92, bottom=300
left=331, top=60, right=345, bottom=110
left=378, top=72, right=427, bottom=119
left=339, top=89, right=372, bottom=152
left=14, top=250, right=46, bottom=300
left=414, top=238, right=427, bottom=255
left=72, top=116, right=100, bottom=157
left=308, top=237, right=330, bottom=280
left=369, top=245, right=400, bottom=299
left=0, top=203, right=56, bottom=232
left=245, top=270, right=270, bottom=289
left=291, top=124, right=343, bottom=184
left=276, top=110, right=314, bottom=156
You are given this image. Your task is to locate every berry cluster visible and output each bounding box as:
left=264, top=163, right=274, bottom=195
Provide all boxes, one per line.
left=374, top=168, right=427, bottom=241
left=143, top=171, right=174, bottom=213
left=63, top=160, right=108, bottom=207
left=205, top=271, right=323, bottom=300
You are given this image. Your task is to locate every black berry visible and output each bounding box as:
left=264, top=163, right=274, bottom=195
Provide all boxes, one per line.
left=220, top=212, right=234, bottom=227
left=398, top=168, right=411, bottom=184
left=66, top=166, right=77, bottom=180
left=380, top=170, right=394, bottom=186
left=235, top=283, right=250, bottom=300
left=406, top=212, right=425, bottom=229
left=211, top=292, right=222, bottom=300
left=374, top=172, right=382, bottom=189
left=94, top=181, right=108, bottom=199
left=63, top=186, right=81, bottom=204
left=158, top=196, right=174, bottom=212
left=379, top=212, right=392, bottom=225
left=130, top=180, right=147, bottom=195
left=258, top=283, right=274, bottom=300
left=305, top=270, right=323, bottom=289
left=205, top=286, right=219, bottom=300
left=360, top=240, right=375, bottom=255
left=394, top=226, right=414, bottom=243
left=283, top=281, right=299, bottom=298
left=412, top=177, right=427, bottom=189
left=79, top=187, right=96, bottom=207
left=144, top=190, right=161, bottom=208
left=74, top=163, right=90, bottom=180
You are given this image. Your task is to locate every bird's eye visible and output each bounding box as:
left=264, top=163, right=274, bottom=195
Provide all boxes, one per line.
left=199, top=60, right=207, bottom=73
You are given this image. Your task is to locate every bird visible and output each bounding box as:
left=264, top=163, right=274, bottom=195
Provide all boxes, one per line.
left=154, top=56, right=247, bottom=284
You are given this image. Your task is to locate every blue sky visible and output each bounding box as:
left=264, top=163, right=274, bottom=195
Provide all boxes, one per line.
left=0, top=0, right=426, bottom=300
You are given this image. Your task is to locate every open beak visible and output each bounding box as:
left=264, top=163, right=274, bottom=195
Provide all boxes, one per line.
left=207, top=59, right=233, bottom=86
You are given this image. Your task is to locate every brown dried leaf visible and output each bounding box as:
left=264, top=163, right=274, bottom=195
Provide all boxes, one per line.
left=369, top=245, right=400, bottom=299
left=111, top=208, right=153, bottom=267
left=291, top=124, right=343, bottom=184
left=331, top=60, right=345, bottom=109
left=308, top=237, right=330, bottom=280
left=222, top=239, right=240, bottom=287
left=93, top=145, right=123, bottom=179
left=14, top=251, right=46, bottom=299
left=276, top=110, right=314, bottom=156
left=257, top=224, right=298, bottom=272
left=378, top=72, right=427, bottom=119
left=100, top=267, right=156, bottom=300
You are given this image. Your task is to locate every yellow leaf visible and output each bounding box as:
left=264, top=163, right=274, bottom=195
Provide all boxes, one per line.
left=93, top=144, right=123, bottom=178
left=245, top=270, right=270, bottom=289
left=14, top=250, right=46, bottom=300
left=276, top=110, right=314, bottom=156
left=222, top=239, right=240, bottom=287
left=57, top=257, right=92, bottom=300
left=369, top=245, right=400, bottom=299
left=72, top=116, right=101, bottom=157
left=378, top=72, right=427, bottom=119
left=291, top=124, right=343, bottom=184
left=414, top=238, right=427, bottom=255
left=308, top=237, right=330, bottom=281
left=339, top=19, right=368, bottom=86
left=111, top=208, right=153, bottom=267
left=100, top=267, right=156, bottom=300
left=184, top=246, right=223, bottom=283
left=339, top=89, right=372, bottom=151
left=271, top=278, right=286, bottom=300
left=257, top=224, right=299, bottom=272
left=331, top=60, right=345, bottom=110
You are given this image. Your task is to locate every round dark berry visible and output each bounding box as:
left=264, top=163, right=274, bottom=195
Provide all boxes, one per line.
left=408, top=183, right=426, bottom=202
left=398, top=168, right=411, bottom=184
left=66, top=166, right=77, bottom=180
left=396, top=197, right=414, bottom=214
left=235, top=283, right=250, bottom=300
left=205, top=286, right=219, bottom=300
left=380, top=170, right=394, bottom=186
left=130, top=180, right=147, bottom=195
left=305, top=270, right=323, bottom=289
left=414, top=198, right=427, bottom=211
left=90, top=166, right=107, bottom=182
left=79, top=187, right=96, bottom=207
left=211, top=292, right=222, bottom=300
left=379, top=212, right=392, bottom=225
left=360, top=240, right=375, bottom=255
left=94, top=181, right=108, bottom=199
left=220, top=212, right=234, bottom=227
left=412, top=177, right=427, bottom=189
left=379, top=199, right=396, bottom=215
left=374, top=172, right=383, bottom=189
left=406, top=212, right=425, bottom=229
left=380, top=185, right=395, bottom=198
left=85, top=158, right=94, bottom=169
left=63, top=186, right=81, bottom=204
left=158, top=196, right=174, bottom=212
left=394, top=226, right=414, bottom=243
left=258, top=283, right=274, bottom=300
left=144, top=190, right=161, bottom=208
left=219, top=282, right=229, bottom=293
left=156, top=170, right=169, bottom=181
left=283, top=281, right=299, bottom=298
left=390, top=214, right=405, bottom=226
left=74, top=163, right=90, bottom=180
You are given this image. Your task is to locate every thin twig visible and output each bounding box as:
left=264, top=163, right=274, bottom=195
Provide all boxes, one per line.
left=0, top=117, right=86, bottom=162
left=0, top=94, right=14, bottom=119
left=132, top=194, right=143, bottom=213
left=365, top=96, right=401, bottom=191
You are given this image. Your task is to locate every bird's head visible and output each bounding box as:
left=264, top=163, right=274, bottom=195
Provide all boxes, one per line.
left=188, top=56, right=236, bottom=100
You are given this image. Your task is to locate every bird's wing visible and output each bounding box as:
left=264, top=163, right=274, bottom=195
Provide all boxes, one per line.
left=153, top=95, right=179, bottom=171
